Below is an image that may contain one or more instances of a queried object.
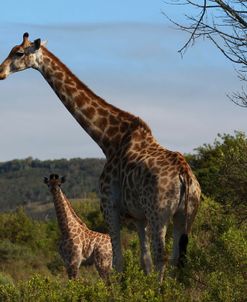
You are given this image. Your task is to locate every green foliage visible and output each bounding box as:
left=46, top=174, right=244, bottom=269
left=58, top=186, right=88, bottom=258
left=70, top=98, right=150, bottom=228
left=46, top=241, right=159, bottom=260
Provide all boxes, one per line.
left=184, top=197, right=247, bottom=302
left=0, top=273, right=13, bottom=286
left=203, top=271, right=246, bottom=302
left=0, top=256, right=188, bottom=302
left=0, top=157, right=105, bottom=210
left=0, top=208, right=56, bottom=251
left=0, top=208, right=61, bottom=281
left=0, top=275, right=110, bottom=302
left=46, top=254, right=65, bottom=276
left=72, top=196, right=107, bottom=232
left=0, top=196, right=246, bottom=301
left=187, top=131, right=247, bottom=223
left=0, top=240, right=33, bottom=262
left=220, top=226, right=247, bottom=268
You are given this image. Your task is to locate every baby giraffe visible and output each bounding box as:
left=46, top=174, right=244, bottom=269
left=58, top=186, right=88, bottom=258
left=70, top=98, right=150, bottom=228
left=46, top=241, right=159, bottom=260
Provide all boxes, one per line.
left=44, top=174, right=112, bottom=280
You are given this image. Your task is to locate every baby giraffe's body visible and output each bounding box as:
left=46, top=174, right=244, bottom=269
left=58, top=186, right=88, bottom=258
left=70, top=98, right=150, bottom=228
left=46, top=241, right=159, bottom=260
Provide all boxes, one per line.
left=44, top=174, right=112, bottom=280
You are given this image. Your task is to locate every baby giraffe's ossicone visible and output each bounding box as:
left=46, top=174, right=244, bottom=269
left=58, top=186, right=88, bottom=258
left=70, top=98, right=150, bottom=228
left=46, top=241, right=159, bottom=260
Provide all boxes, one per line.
left=44, top=174, right=112, bottom=280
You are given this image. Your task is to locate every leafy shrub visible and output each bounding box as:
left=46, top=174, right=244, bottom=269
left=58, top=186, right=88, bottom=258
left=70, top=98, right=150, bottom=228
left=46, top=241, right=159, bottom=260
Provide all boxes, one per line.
left=0, top=273, right=13, bottom=286
left=0, top=195, right=246, bottom=301
left=187, top=131, right=247, bottom=223
left=0, top=240, right=34, bottom=262
left=72, top=197, right=107, bottom=232
left=0, top=208, right=45, bottom=248
left=184, top=197, right=247, bottom=301
left=46, top=254, right=65, bottom=276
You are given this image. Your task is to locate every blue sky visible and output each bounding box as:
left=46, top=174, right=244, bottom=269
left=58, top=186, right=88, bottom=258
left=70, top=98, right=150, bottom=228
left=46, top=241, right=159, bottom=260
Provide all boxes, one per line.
left=1, top=0, right=166, bottom=24
left=0, top=1, right=246, bottom=161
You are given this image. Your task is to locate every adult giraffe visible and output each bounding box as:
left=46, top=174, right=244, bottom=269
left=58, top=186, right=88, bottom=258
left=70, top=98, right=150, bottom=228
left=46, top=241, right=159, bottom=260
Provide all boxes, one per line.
left=0, top=33, right=201, bottom=282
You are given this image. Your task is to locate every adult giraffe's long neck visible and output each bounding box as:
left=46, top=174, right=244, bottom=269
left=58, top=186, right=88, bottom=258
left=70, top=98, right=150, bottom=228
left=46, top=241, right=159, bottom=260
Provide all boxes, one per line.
left=51, top=187, right=87, bottom=238
left=37, top=46, right=151, bottom=159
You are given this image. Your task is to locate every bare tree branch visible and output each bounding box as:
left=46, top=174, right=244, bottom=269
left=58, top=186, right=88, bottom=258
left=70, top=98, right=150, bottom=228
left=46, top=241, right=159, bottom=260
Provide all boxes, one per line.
left=164, top=0, right=247, bottom=106
left=214, top=0, right=247, bottom=27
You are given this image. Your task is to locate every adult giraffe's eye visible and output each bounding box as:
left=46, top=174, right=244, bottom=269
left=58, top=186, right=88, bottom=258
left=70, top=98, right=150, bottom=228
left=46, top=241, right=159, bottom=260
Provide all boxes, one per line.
left=15, top=51, right=24, bottom=57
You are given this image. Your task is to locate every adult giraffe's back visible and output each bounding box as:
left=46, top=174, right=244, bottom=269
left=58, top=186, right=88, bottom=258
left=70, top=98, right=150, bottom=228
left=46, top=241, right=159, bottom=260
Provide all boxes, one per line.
left=0, top=33, right=201, bottom=282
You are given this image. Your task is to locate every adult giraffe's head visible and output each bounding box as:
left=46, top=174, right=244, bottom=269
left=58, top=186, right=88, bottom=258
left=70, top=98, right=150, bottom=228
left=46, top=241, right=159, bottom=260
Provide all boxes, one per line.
left=0, top=32, right=43, bottom=79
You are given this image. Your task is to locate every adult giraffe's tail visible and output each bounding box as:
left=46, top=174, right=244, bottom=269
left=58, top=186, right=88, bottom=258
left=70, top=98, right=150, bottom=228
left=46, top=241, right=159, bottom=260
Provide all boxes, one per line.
left=184, top=169, right=192, bottom=234
left=178, top=167, right=192, bottom=267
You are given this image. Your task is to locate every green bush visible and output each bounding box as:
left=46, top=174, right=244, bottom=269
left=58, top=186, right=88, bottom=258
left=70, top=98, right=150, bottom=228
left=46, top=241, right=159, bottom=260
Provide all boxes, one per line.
left=46, top=254, right=65, bottom=276
left=0, top=273, right=13, bottom=286
left=183, top=197, right=247, bottom=301
left=72, top=197, right=107, bottom=232
left=187, top=131, right=247, bottom=223
left=0, top=240, right=34, bottom=262
left=203, top=271, right=246, bottom=302
left=0, top=208, right=48, bottom=249
left=0, top=196, right=246, bottom=301
left=220, top=226, right=247, bottom=268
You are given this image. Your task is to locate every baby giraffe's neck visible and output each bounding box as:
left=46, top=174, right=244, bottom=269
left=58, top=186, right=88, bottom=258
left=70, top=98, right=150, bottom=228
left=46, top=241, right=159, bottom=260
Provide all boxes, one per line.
left=51, top=187, right=87, bottom=238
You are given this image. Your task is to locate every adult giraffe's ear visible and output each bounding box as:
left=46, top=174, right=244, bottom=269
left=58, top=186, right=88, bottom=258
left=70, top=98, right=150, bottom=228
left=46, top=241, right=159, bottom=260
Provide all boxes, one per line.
left=43, top=176, right=49, bottom=184
left=34, top=38, right=41, bottom=50
left=61, top=176, right=66, bottom=183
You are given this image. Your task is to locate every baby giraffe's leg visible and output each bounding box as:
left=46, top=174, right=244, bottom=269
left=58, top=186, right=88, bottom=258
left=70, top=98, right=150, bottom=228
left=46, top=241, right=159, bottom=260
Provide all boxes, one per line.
left=67, top=254, right=83, bottom=279
left=67, top=262, right=79, bottom=279
left=60, top=243, right=82, bottom=279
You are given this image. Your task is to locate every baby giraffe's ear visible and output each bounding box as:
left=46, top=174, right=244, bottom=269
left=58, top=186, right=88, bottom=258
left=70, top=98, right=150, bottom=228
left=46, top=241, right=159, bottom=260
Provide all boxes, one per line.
left=43, top=176, right=49, bottom=184
left=61, top=176, right=66, bottom=183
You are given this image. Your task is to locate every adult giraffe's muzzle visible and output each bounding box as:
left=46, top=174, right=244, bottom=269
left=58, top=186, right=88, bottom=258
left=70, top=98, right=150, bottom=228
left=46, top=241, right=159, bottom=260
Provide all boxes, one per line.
left=0, top=64, right=7, bottom=80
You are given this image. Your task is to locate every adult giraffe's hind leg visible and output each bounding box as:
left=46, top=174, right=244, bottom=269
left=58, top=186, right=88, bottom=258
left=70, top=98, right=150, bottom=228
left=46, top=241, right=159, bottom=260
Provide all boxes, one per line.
left=149, top=214, right=169, bottom=283
left=135, top=220, right=153, bottom=274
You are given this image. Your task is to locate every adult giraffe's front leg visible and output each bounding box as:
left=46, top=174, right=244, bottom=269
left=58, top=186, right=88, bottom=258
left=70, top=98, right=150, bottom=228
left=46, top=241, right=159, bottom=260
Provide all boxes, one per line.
left=99, top=168, right=123, bottom=272
left=101, top=194, right=123, bottom=272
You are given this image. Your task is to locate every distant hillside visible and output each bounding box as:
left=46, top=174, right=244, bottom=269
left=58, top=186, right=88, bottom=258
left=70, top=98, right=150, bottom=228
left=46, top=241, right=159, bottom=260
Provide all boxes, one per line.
left=0, top=157, right=105, bottom=211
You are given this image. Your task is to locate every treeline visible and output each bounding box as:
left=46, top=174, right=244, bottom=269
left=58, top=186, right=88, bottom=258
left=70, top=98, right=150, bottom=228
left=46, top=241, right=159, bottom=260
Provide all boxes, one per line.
left=0, top=158, right=105, bottom=210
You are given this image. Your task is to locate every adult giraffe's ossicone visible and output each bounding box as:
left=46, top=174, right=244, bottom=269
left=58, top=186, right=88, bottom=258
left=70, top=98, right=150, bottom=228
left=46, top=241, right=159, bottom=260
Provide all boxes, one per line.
left=0, top=33, right=201, bottom=282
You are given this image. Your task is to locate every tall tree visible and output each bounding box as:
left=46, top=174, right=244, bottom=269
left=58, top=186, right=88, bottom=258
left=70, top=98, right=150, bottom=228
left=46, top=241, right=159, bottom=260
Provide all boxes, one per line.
left=164, top=0, right=247, bottom=106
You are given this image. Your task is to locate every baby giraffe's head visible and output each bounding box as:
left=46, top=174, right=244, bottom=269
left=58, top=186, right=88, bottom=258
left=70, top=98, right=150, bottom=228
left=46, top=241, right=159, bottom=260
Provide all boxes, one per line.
left=44, top=174, right=66, bottom=190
